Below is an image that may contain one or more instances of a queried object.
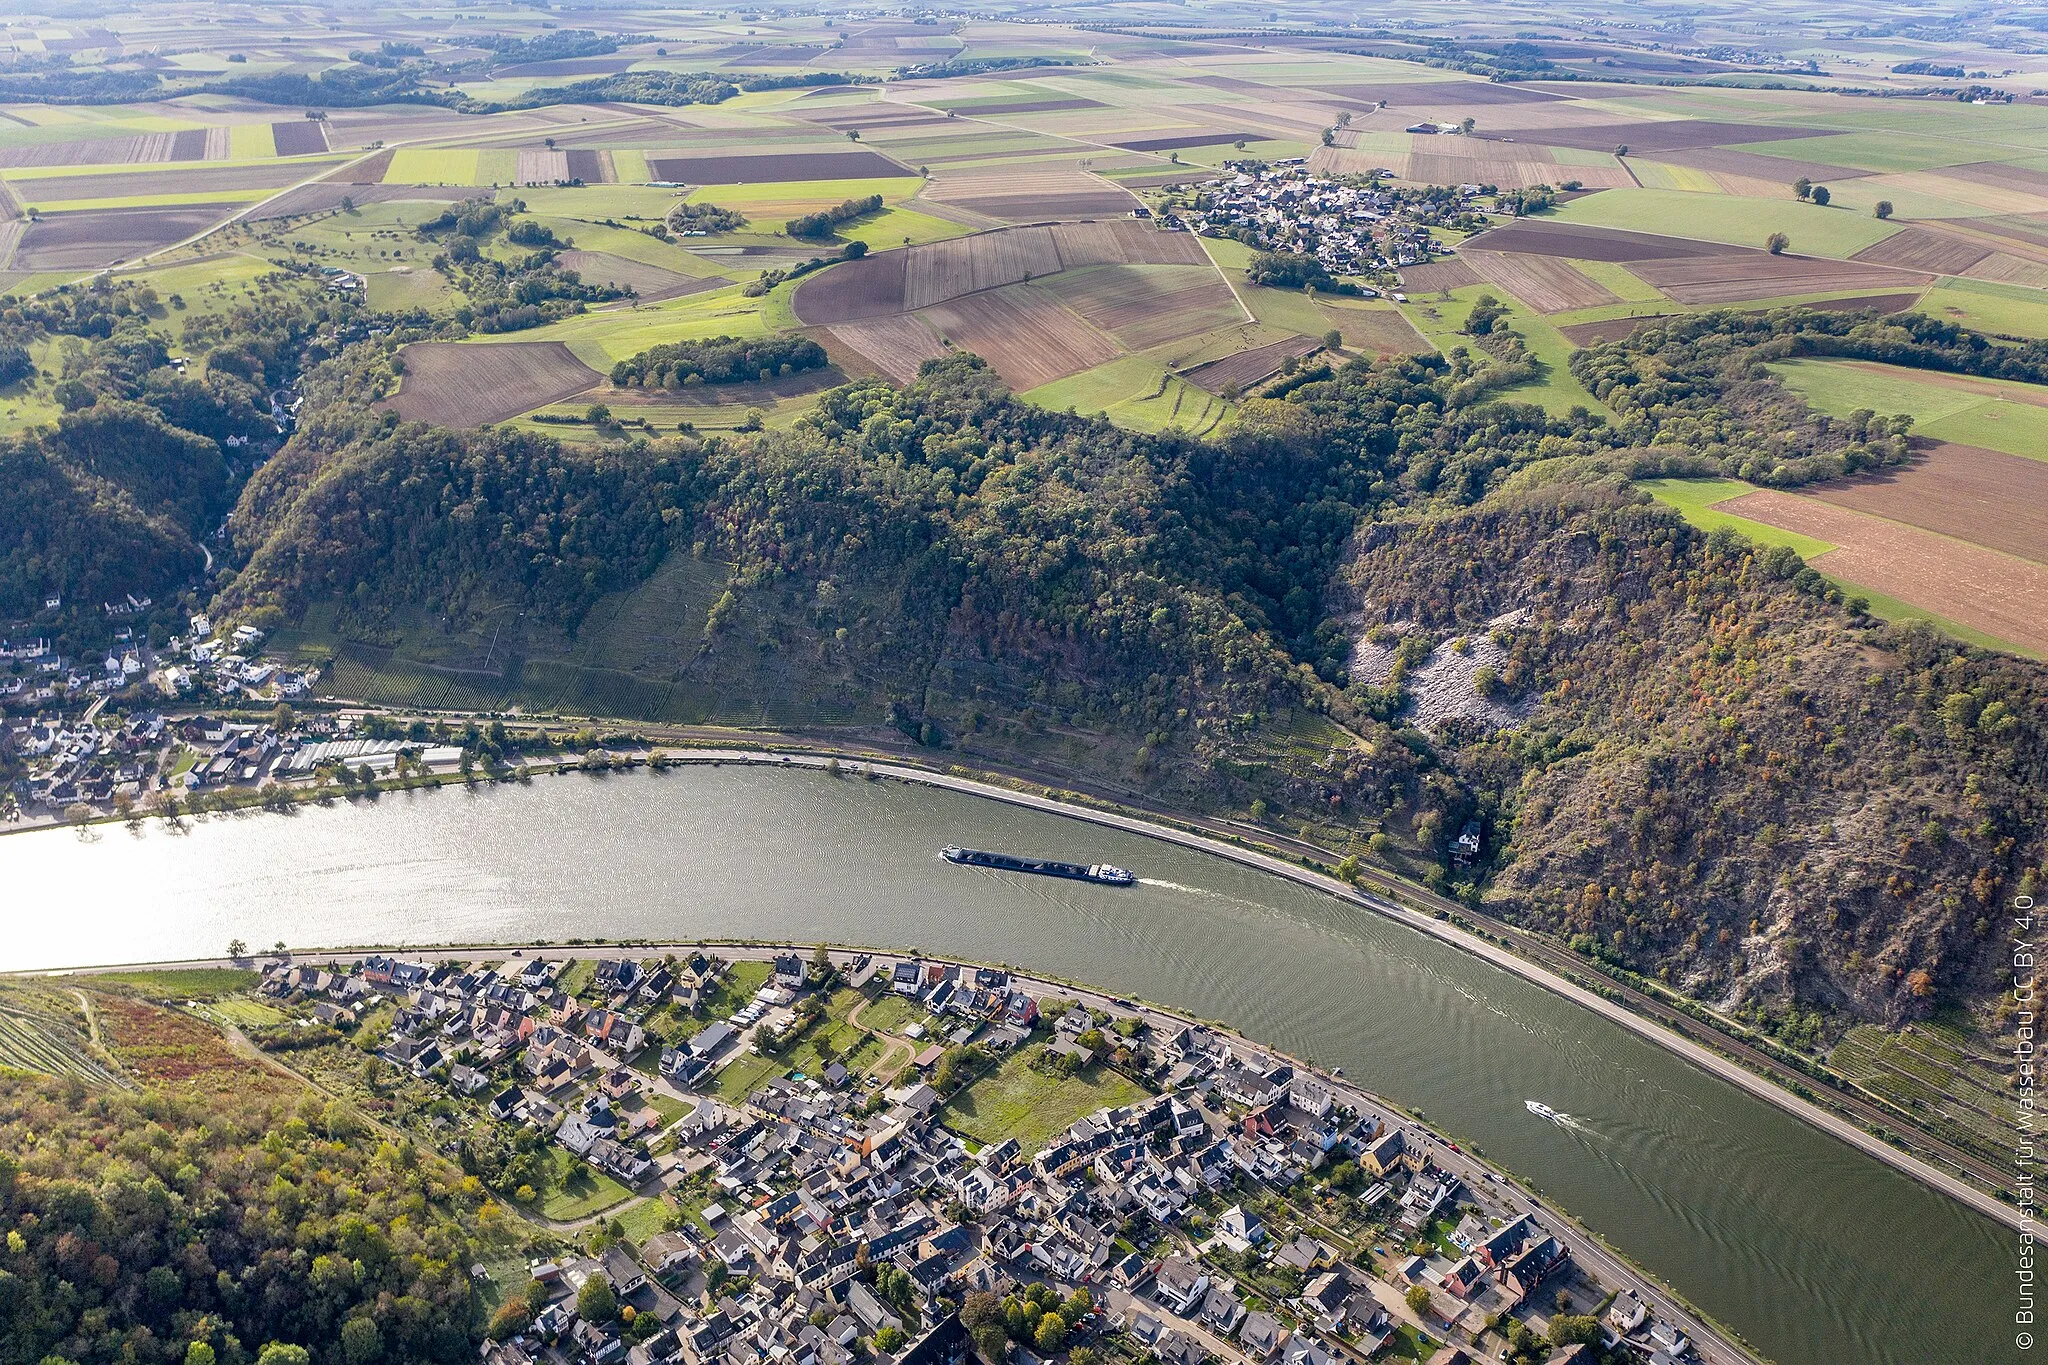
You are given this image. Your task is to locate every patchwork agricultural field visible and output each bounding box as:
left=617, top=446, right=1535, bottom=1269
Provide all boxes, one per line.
left=5, top=1, right=2048, bottom=661
left=1643, top=475, right=2048, bottom=658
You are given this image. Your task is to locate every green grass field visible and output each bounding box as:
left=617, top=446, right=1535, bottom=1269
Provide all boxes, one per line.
left=193, top=996, right=290, bottom=1028
left=1024, top=356, right=1233, bottom=434
left=537, top=1147, right=634, bottom=1220
left=1550, top=188, right=1902, bottom=258
left=938, top=1048, right=1148, bottom=1154
left=1638, top=476, right=1837, bottom=557
left=1401, top=283, right=1612, bottom=418
left=1916, top=277, right=2048, bottom=341
left=1769, top=357, right=2048, bottom=463
left=88, top=968, right=261, bottom=1000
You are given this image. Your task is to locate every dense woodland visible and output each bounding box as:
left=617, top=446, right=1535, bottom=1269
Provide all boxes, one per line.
left=0, top=278, right=347, bottom=631
left=0, top=987, right=493, bottom=1365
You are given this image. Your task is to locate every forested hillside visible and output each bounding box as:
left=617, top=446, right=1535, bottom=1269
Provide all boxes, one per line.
left=216, top=316, right=2048, bottom=1024
left=1335, top=477, right=2045, bottom=1027
left=0, top=277, right=340, bottom=633
left=0, top=984, right=492, bottom=1365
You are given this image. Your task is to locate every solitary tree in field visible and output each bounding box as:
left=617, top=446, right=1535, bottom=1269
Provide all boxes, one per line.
left=1460, top=116, right=1476, bottom=134
left=1766, top=231, right=1791, bottom=255
left=1612, top=143, right=1627, bottom=157
left=1875, top=200, right=1894, bottom=219
left=1794, top=177, right=1811, bottom=199
left=1810, top=184, right=1831, bottom=206
left=228, top=938, right=248, bottom=960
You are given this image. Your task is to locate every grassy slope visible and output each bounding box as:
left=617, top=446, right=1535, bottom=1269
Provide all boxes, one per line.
left=1638, top=476, right=2026, bottom=652
left=1550, top=189, right=1903, bottom=258
left=1401, top=282, right=1612, bottom=418
left=1769, top=357, right=2048, bottom=463
left=1917, top=277, right=2048, bottom=340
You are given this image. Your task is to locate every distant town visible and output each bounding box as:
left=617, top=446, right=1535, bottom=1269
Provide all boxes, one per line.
left=219, top=942, right=1723, bottom=1365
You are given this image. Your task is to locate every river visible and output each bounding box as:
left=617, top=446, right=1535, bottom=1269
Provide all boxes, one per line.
left=0, top=764, right=2016, bottom=1364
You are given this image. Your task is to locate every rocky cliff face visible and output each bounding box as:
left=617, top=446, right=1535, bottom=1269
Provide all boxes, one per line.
left=1335, top=484, right=2046, bottom=1026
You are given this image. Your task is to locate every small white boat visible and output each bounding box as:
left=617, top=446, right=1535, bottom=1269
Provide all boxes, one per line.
left=1525, top=1100, right=1560, bottom=1122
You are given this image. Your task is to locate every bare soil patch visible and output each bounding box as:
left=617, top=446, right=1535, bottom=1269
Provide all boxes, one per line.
left=389, top=341, right=602, bottom=427
left=557, top=250, right=726, bottom=302
left=905, top=224, right=1064, bottom=308
left=1557, top=314, right=1681, bottom=345
left=1768, top=291, right=1923, bottom=315
left=794, top=220, right=1205, bottom=324
left=1317, top=80, right=1565, bottom=105
left=565, top=149, right=609, bottom=183
left=1804, top=442, right=2048, bottom=564
left=1723, top=489, right=2048, bottom=654
left=492, top=55, right=640, bottom=78
left=14, top=205, right=232, bottom=270
left=645, top=149, right=905, bottom=183
left=799, top=104, right=946, bottom=132
left=1464, top=250, right=1619, bottom=312
left=271, top=120, right=329, bottom=156
left=1183, top=334, right=1324, bottom=392
left=1399, top=257, right=1481, bottom=291
left=1110, top=130, right=1265, bottom=152
left=1484, top=121, right=1829, bottom=154
left=1934, top=163, right=2048, bottom=198
left=1662, top=145, right=1875, bottom=183
left=921, top=166, right=1134, bottom=222
left=1850, top=227, right=1993, bottom=275
left=1034, top=263, right=1243, bottom=349
left=952, top=97, right=1103, bottom=116
left=1332, top=306, right=1431, bottom=355
left=1627, top=253, right=1926, bottom=305
left=21, top=161, right=332, bottom=200
left=251, top=182, right=478, bottom=220
left=1466, top=218, right=1746, bottom=262
left=823, top=315, right=949, bottom=382
left=1962, top=252, right=2048, bottom=286
left=918, top=285, right=1119, bottom=389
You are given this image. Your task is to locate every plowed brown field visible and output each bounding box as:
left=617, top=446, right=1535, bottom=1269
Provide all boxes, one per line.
left=389, top=341, right=601, bottom=427
left=920, top=286, right=1119, bottom=389
left=1723, top=489, right=2048, bottom=655
left=1464, top=250, right=1619, bottom=312
left=1803, top=443, right=2048, bottom=565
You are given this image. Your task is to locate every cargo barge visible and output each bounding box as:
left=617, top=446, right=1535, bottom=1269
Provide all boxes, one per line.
left=942, top=846, right=1135, bottom=886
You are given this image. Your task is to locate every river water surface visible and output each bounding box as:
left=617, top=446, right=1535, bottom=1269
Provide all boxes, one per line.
left=0, top=765, right=2016, bottom=1364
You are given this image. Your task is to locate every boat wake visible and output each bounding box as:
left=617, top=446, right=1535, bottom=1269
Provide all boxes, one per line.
left=1526, top=1100, right=1598, bottom=1135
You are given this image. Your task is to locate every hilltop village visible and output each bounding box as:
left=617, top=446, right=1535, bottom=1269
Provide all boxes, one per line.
left=239, top=946, right=1711, bottom=1365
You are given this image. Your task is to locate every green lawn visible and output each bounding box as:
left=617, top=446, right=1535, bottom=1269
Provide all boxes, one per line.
left=853, top=991, right=920, bottom=1035
left=1400, top=283, right=1612, bottom=418
left=1638, top=476, right=1836, bottom=557
left=195, top=997, right=290, bottom=1028
left=938, top=1049, right=1149, bottom=1154
left=1733, top=132, right=1987, bottom=176
left=559, top=959, right=597, bottom=999
left=1549, top=188, right=1903, bottom=258
left=615, top=1193, right=676, bottom=1246
left=1916, top=277, right=2048, bottom=341
left=88, top=968, right=260, bottom=1000
left=711, top=1049, right=786, bottom=1102
left=704, top=960, right=772, bottom=1016
left=1768, top=357, right=2048, bottom=464
left=537, top=1147, right=634, bottom=1221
